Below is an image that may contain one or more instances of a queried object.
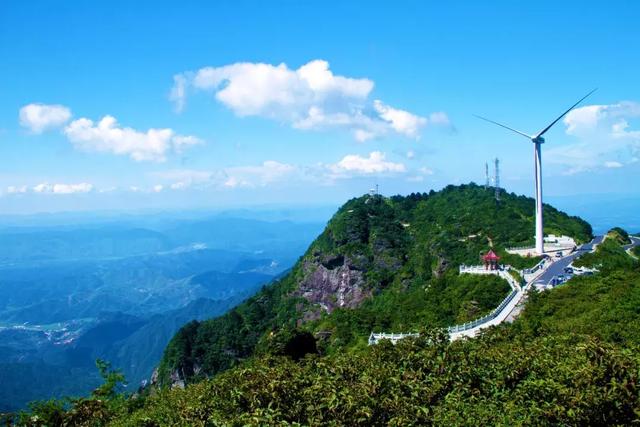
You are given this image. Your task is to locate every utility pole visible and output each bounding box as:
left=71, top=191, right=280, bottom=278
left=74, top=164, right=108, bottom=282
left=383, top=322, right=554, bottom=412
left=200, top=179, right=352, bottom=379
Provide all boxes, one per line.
left=494, top=158, right=500, bottom=201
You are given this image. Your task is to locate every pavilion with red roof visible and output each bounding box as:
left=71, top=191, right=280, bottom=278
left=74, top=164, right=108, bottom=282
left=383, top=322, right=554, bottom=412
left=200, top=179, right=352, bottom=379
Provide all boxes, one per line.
left=482, top=250, right=501, bottom=270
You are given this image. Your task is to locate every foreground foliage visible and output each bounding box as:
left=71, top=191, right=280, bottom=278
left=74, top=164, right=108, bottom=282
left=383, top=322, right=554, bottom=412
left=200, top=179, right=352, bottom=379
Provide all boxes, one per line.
left=19, top=330, right=639, bottom=426
left=14, top=260, right=640, bottom=426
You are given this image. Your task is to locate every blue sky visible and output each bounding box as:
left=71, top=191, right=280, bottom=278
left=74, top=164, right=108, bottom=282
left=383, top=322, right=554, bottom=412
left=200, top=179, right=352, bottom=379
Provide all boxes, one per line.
left=1, top=0, right=639, bottom=214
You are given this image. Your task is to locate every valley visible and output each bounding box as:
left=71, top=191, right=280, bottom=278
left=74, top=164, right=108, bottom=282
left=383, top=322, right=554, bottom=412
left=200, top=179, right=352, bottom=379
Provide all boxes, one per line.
left=0, top=213, right=326, bottom=411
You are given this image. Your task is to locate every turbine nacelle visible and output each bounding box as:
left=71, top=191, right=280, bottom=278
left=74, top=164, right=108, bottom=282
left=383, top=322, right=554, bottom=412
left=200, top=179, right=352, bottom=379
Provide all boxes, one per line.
left=532, top=136, right=545, bottom=144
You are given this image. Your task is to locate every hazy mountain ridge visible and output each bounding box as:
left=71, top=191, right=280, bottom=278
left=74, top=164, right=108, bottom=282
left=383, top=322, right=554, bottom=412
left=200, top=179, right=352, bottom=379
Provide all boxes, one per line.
left=0, top=215, right=325, bottom=411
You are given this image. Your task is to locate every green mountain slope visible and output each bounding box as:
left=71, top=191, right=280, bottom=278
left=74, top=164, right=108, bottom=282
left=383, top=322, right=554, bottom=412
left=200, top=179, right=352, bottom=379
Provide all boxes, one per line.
left=19, top=243, right=640, bottom=425
left=158, top=184, right=592, bottom=384
left=15, top=193, right=640, bottom=426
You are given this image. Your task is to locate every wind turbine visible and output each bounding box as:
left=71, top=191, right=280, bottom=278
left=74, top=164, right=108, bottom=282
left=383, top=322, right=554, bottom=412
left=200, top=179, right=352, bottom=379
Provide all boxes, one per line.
left=476, top=89, right=597, bottom=255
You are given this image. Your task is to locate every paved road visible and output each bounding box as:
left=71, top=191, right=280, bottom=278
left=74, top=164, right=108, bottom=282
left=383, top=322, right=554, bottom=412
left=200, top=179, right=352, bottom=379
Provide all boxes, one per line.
left=624, top=236, right=640, bottom=251
left=534, top=235, right=604, bottom=286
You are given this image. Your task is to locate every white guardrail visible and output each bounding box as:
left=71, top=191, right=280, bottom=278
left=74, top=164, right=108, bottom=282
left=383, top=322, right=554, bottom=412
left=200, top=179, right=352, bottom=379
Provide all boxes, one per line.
left=446, top=288, right=518, bottom=333
left=522, top=258, right=548, bottom=275
left=369, top=266, right=522, bottom=345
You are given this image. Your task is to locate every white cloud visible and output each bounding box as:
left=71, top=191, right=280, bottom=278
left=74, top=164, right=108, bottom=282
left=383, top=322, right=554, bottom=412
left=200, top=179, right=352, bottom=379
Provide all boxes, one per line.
left=170, top=182, right=188, bottom=190
left=64, top=115, right=202, bottom=162
left=31, top=182, right=93, bottom=194
left=171, top=59, right=448, bottom=141
left=328, top=151, right=406, bottom=178
left=6, top=185, right=27, bottom=194
left=19, top=103, right=72, bottom=133
left=419, top=166, right=434, bottom=175
left=405, top=166, right=434, bottom=183
left=604, top=161, right=623, bottom=168
left=153, top=184, right=164, bottom=192
left=406, top=150, right=415, bottom=159
left=153, top=162, right=297, bottom=190
left=373, top=100, right=426, bottom=138
left=222, top=161, right=297, bottom=188
left=170, top=74, right=189, bottom=112
left=171, top=135, right=202, bottom=152
left=428, top=112, right=451, bottom=126
left=354, top=129, right=376, bottom=142
left=180, top=59, right=372, bottom=118
left=152, top=169, right=216, bottom=190
left=546, top=101, right=640, bottom=173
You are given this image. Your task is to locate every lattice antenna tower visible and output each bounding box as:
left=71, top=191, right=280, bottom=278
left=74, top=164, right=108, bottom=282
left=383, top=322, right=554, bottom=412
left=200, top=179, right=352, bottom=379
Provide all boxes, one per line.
left=494, top=158, right=500, bottom=201
left=484, top=162, right=490, bottom=189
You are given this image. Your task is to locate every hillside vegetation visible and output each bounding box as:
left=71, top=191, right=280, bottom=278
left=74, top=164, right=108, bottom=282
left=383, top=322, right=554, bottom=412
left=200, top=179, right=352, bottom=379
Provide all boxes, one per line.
left=158, top=184, right=592, bottom=384
left=12, top=261, right=640, bottom=426
left=574, top=229, right=637, bottom=273
left=13, top=188, right=640, bottom=426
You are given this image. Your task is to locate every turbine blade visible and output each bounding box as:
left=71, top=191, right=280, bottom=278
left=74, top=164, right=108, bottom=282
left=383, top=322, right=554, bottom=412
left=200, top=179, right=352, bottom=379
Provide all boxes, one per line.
left=474, top=115, right=532, bottom=139
left=535, top=88, right=598, bottom=138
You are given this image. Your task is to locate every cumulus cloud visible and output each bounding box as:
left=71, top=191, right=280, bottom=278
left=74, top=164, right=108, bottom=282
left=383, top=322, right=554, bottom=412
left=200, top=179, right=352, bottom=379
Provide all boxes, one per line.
left=28, top=182, right=93, bottom=194
left=64, top=115, right=202, bottom=162
left=373, top=100, right=426, bottom=138
left=19, top=103, right=72, bottom=133
left=327, top=151, right=406, bottom=178
left=544, top=101, right=640, bottom=173
left=18, top=102, right=202, bottom=162
left=171, top=59, right=449, bottom=141
left=604, top=161, right=623, bottom=168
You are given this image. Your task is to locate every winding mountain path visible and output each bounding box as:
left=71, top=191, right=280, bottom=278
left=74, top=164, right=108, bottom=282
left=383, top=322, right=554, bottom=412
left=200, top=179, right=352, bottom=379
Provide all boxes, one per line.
left=370, top=234, right=638, bottom=345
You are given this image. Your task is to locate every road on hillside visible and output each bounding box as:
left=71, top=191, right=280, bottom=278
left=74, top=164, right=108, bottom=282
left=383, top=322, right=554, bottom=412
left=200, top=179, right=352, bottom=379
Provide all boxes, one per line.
left=624, top=236, right=640, bottom=251
left=535, top=235, right=640, bottom=286
left=534, top=235, right=604, bottom=286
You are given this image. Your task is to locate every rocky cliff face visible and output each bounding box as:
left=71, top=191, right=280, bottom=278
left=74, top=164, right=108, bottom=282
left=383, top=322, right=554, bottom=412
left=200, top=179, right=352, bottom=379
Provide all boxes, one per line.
left=296, top=254, right=370, bottom=320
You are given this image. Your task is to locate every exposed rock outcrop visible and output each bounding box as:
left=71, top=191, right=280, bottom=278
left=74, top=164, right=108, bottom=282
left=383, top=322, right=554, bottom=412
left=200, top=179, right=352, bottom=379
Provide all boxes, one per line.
left=296, top=254, right=370, bottom=316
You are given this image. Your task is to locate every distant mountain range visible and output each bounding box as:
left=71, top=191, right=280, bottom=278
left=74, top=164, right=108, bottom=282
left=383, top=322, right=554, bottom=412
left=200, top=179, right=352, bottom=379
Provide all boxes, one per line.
left=0, top=215, right=324, bottom=411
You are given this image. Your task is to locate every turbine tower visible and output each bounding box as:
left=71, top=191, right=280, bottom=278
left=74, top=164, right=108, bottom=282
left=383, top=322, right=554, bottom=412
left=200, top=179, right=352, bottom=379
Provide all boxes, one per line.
left=476, top=89, right=597, bottom=255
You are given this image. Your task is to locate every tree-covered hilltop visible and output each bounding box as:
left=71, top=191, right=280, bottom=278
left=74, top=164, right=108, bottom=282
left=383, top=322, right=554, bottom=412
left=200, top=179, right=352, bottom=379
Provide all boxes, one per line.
left=158, top=184, right=592, bottom=385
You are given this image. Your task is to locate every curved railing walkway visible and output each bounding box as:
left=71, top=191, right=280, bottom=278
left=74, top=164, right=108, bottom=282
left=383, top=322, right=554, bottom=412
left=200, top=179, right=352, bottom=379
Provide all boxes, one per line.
left=448, top=267, right=523, bottom=340
left=369, top=237, right=611, bottom=345
left=369, top=266, right=524, bottom=345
